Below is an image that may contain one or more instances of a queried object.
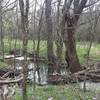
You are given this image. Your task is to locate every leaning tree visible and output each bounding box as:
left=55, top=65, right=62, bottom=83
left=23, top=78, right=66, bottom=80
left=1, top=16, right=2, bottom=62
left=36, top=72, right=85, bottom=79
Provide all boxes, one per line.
left=61, top=0, right=99, bottom=73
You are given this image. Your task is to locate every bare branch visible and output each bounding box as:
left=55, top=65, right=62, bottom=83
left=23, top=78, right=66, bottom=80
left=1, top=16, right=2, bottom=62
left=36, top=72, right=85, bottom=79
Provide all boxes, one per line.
left=85, top=0, right=100, bottom=8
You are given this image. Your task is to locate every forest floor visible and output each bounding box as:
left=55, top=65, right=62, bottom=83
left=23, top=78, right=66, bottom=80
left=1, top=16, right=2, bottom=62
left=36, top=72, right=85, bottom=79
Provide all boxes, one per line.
left=0, top=39, right=100, bottom=100
left=3, top=38, right=100, bottom=63
left=16, top=84, right=96, bottom=100
left=0, top=61, right=8, bottom=68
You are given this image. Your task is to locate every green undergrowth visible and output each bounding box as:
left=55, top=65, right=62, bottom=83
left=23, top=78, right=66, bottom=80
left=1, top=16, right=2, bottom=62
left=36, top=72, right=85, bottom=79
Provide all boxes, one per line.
left=0, top=61, right=8, bottom=69
left=16, top=85, right=95, bottom=100
left=2, top=38, right=100, bottom=64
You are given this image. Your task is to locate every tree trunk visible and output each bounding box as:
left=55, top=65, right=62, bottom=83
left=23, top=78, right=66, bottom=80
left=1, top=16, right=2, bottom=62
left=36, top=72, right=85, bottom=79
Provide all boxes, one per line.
left=0, top=0, right=4, bottom=62
left=55, top=0, right=63, bottom=74
left=56, top=0, right=63, bottom=61
left=62, top=0, right=88, bottom=73
left=45, top=0, right=55, bottom=75
left=65, top=28, right=81, bottom=73
left=36, top=6, right=44, bottom=83
left=22, top=38, right=28, bottom=100
left=19, top=0, right=29, bottom=100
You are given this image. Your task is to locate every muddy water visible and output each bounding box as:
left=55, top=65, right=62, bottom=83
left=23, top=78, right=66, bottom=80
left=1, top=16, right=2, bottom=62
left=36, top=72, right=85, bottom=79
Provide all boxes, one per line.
left=5, top=56, right=48, bottom=84
left=27, top=63, right=48, bottom=84
left=4, top=56, right=100, bottom=91
left=80, top=81, right=100, bottom=91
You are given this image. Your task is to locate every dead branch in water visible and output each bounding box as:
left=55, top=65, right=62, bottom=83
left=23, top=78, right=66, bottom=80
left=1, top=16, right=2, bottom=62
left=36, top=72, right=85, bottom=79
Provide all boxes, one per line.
left=0, top=77, right=23, bottom=85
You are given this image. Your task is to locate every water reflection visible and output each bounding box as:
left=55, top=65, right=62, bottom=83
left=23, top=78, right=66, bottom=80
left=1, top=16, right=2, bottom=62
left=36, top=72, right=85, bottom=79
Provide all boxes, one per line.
left=4, top=56, right=67, bottom=85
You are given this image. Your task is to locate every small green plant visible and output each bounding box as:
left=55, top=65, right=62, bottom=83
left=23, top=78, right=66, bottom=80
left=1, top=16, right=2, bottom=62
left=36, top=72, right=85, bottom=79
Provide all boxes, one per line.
left=0, top=61, right=8, bottom=68
left=16, top=85, right=95, bottom=100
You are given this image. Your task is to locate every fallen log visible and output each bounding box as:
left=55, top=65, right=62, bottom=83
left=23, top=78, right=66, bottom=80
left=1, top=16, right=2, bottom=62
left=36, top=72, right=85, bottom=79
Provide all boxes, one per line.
left=0, top=77, right=23, bottom=85
left=73, top=69, right=100, bottom=82
left=0, top=69, right=21, bottom=78
left=2, top=72, right=11, bottom=78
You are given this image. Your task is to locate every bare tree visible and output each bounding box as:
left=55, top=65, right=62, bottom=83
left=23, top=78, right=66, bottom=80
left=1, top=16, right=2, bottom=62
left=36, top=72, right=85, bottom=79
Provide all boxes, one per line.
left=56, top=0, right=63, bottom=61
left=45, top=0, right=55, bottom=75
left=0, top=0, right=4, bottom=62
left=36, top=3, right=44, bottom=83
left=61, top=0, right=93, bottom=73
left=19, top=0, right=29, bottom=100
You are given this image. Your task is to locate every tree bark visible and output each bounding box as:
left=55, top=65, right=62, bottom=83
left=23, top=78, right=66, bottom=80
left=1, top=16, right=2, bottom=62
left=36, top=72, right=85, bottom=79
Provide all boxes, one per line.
left=0, top=0, right=4, bottom=62
left=55, top=0, right=63, bottom=73
left=65, top=27, right=81, bottom=73
left=19, top=0, right=29, bottom=100
left=45, top=0, right=55, bottom=75
left=36, top=5, right=44, bottom=83
left=56, top=0, right=63, bottom=61
left=62, top=0, right=88, bottom=73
